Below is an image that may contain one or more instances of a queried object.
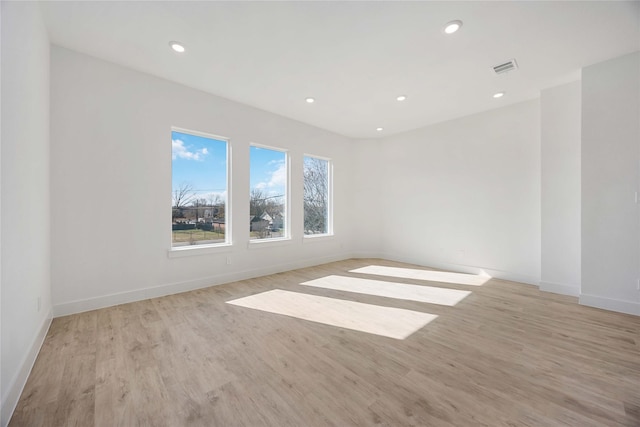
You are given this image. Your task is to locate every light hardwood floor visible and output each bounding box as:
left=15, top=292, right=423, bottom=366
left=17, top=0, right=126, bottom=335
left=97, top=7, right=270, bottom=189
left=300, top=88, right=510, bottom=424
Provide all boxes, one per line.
left=10, top=259, right=640, bottom=426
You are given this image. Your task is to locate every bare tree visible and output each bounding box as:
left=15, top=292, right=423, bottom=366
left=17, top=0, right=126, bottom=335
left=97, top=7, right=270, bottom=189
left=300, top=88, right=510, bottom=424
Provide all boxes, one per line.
left=206, top=194, right=221, bottom=218
left=250, top=188, right=267, bottom=218
left=215, top=203, right=225, bottom=220
left=173, top=183, right=195, bottom=208
left=303, top=158, right=328, bottom=233
left=250, top=189, right=286, bottom=219
left=249, top=189, right=267, bottom=237
left=264, top=199, right=281, bottom=220
left=172, top=183, right=195, bottom=220
left=207, top=194, right=221, bottom=208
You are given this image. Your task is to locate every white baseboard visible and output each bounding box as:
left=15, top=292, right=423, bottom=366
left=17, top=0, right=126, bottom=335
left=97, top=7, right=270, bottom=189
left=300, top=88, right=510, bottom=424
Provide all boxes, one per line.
left=351, top=251, right=385, bottom=260
left=579, top=294, right=640, bottom=316
left=1, top=309, right=52, bottom=427
left=53, top=252, right=352, bottom=317
left=539, top=281, right=580, bottom=297
left=54, top=252, right=544, bottom=317
left=360, top=252, right=540, bottom=286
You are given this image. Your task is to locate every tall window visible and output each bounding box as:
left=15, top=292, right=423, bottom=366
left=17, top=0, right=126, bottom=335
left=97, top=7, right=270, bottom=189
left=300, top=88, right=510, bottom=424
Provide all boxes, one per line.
left=303, top=156, right=331, bottom=235
left=250, top=145, right=288, bottom=240
left=171, top=129, right=229, bottom=247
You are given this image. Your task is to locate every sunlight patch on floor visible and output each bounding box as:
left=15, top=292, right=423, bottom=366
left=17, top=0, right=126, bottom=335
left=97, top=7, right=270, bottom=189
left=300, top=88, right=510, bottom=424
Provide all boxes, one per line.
left=227, top=289, right=437, bottom=340
left=300, top=275, right=471, bottom=306
left=350, top=265, right=490, bottom=286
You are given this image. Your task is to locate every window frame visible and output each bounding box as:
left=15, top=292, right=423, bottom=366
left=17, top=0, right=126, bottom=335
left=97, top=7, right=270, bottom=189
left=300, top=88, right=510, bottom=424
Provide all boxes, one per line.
left=303, top=154, right=333, bottom=238
left=248, top=143, right=291, bottom=244
left=169, top=127, right=232, bottom=255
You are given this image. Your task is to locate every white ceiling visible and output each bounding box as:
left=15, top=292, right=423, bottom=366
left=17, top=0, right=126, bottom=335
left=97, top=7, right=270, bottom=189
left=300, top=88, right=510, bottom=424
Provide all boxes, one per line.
left=40, top=1, right=640, bottom=139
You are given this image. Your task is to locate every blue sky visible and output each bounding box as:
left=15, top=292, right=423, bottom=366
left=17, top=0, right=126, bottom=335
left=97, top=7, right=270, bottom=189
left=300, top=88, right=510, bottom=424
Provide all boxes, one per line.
left=172, top=131, right=227, bottom=202
left=250, top=146, right=286, bottom=200
left=171, top=131, right=286, bottom=204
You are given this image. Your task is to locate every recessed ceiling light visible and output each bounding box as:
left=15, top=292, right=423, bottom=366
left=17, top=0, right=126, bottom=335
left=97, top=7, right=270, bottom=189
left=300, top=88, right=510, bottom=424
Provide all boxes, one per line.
left=376, top=127, right=384, bottom=132
left=444, top=20, right=463, bottom=34
left=169, top=41, right=185, bottom=53
left=493, top=92, right=505, bottom=99
left=396, top=95, right=407, bottom=101
left=305, top=97, right=315, bottom=103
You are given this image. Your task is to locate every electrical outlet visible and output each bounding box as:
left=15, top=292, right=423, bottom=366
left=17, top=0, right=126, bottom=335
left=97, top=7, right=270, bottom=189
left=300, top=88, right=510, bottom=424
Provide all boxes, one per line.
left=226, top=257, right=232, bottom=265
left=637, top=278, right=640, bottom=291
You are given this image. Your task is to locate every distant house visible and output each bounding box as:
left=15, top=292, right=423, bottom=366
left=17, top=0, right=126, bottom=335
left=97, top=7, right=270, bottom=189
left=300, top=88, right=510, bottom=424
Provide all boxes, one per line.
left=250, top=214, right=269, bottom=232
left=270, top=213, right=284, bottom=230
left=250, top=212, right=285, bottom=233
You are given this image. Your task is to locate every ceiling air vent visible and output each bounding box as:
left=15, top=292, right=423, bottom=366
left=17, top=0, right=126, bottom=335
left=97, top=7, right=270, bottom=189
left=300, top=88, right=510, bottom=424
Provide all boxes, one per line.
left=493, top=59, right=518, bottom=75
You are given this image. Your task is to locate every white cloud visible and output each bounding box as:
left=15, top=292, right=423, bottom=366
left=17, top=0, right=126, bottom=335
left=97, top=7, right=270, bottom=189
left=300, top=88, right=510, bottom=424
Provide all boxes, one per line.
left=202, top=191, right=227, bottom=203
left=255, top=161, right=286, bottom=191
left=172, top=139, right=208, bottom=161
left=269, top=162, right=287, bottom=187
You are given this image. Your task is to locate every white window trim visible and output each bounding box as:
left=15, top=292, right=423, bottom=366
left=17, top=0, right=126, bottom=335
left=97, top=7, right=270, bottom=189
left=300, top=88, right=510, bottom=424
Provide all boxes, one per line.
left=168, top=243, right=233, bottom=258
left=169, top=127, right=232, bottom=256
left=249, top=143, right=291, bottom=242
left=303, top=154, right=334, bottom=238
left=247, top=237, right=292, bottom=249
left=302, top=234, right=334, bottom=243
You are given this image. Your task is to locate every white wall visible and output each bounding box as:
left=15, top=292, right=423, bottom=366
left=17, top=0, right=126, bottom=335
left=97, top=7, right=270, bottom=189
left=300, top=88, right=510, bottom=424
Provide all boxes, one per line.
left=360, top=100, right=541, bottom=284
left=351, top=138, right=383, bottom=256
left=540, top=81, right=581, bottom=296
left=581, top=52, right=640, bottom=315
left=0, top=2, right=3, bottom=422
left=50, top=47, right=354, bottom=316
left=1, top=2, right=52, bottom=425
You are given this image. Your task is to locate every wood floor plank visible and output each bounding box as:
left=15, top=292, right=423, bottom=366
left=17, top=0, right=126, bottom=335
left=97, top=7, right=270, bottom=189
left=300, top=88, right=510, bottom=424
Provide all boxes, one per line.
left=9, top=258, right=640, bottom=426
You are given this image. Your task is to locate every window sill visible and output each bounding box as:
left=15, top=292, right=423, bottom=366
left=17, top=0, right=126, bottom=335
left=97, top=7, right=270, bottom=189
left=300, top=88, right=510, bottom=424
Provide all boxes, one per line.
left=248, top=237, right=292, bottom=249
left=168, top=243, right=233, bottom=258
left=303, top=234, right=335, bottom=243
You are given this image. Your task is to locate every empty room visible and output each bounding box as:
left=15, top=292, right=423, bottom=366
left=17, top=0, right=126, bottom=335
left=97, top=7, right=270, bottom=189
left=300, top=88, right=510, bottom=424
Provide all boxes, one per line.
left=2, top=1, right=640, bottom=426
